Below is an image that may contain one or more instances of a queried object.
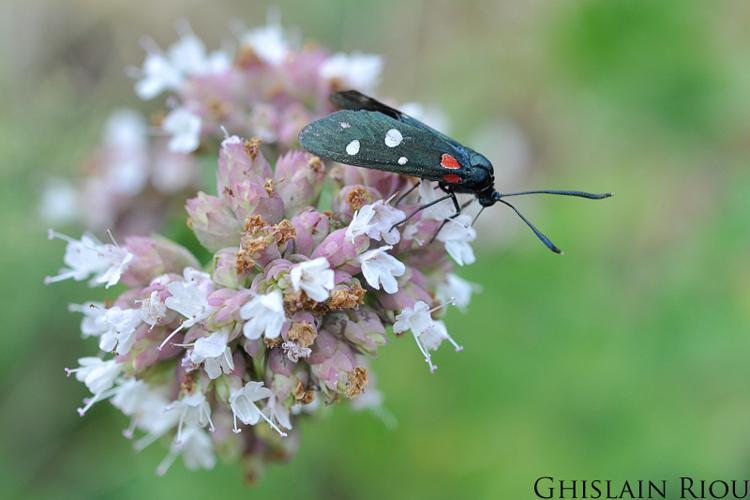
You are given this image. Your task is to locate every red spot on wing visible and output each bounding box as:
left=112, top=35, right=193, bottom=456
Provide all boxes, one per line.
left=440, top=153, right=461, bottom=170
left=443, top=173, right=461, bottom=184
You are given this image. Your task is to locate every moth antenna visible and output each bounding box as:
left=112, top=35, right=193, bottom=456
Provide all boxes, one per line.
left=498, top=189, right=612, bottom=200
left=496, top=197, right=562, bottom=254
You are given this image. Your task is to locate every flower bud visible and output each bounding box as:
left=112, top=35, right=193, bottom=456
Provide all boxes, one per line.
left=217, top=137, right=284, bottom=224
left=324, top=307, right=387, bottom=355
left=290, top=209, right=330, bottom=256
left=186, top=192, right=241, bottom=251
left=335, top=164, right=410, bottom=199
left=217, top=136, right=273, bottom=192
left=224, top=178, right=285, bottom=226
left=311, top=228, right=369, bottom=275
left=274, top=151, right=325, bottom=216
left=122, top=236, right=200, bottom=287
left=121, top=325, right=182, bottom=373
left=276, top=104, right=314, bottom=149
left=207, top=288, right=251, bottom=329
left=212, top=247, right=245, bottom=289
left=308, top=329, right=367, bottom=400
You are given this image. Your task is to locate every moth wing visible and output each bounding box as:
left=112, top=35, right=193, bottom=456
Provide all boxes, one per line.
left=330, top=90, right=463, bottom=149
left=298, top=109, right=469, bottom=182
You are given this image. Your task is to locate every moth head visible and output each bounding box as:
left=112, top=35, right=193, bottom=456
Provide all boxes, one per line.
left=470, top=153, right=493, bottom=174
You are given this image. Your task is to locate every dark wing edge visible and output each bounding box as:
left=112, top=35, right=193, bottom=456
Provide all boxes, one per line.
left=330, top=90, right=402, bottom=120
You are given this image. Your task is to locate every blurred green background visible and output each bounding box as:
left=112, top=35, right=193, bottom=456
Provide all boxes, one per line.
left=3, top=0, right=750, bottom=498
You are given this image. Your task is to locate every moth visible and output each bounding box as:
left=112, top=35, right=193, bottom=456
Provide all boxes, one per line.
left=299, top=90, right=611, bottom=253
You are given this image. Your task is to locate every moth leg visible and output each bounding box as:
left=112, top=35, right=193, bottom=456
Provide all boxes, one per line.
left=450, top=192, right=461, bottom=213
left=390, top=192, right=455, bottom=230
left=436, top=182, right=464, bottom=215
left=394, top=180, right=421, bottom=206
left=429, top=197, right=476, bottom=244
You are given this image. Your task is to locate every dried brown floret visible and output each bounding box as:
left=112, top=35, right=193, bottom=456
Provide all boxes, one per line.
left=180, top=371, right=198, bottom=395
left=235, top=46, right=262, bottom=68
left=272, top=219, right=296, bottom=246
left=287, top=321, right=317, bottom=348
left=307, top=155, right=324, bottom=174
left=294, top=381, right=315, bottom=404
left=345, top=185, right=369, bottom=212
left=328, top=282, right=366, bottom=311
left=235, top=249, right=256, bottom=274
left=243, top=214, right=267, bottom=233
left=264, top=337, right=283, bottom=349
left=283, top=290, right=319, bottom=315
left=263, top=178, right=275, bottom=196
left=207, top=98, right=229, bottom=120
left=344, top=366, right=368, bottom=399
left=243, top=137, right=263, bottom=160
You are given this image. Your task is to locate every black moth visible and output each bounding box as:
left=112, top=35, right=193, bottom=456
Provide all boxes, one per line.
left=299, top=90, right=611, bottom=254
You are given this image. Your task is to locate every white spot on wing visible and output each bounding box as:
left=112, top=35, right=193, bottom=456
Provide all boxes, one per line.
left=346, top=139, right=360, bottom=156
left=384, top=128, right=403, bottom=148
left=398, top=156, right=408, bottom=165
left=340, top=122, right=351, bottom=129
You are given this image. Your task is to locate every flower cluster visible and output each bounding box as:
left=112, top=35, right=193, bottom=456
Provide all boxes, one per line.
left=48, top=132, right=477, bottom=478
left=42, top=18, right=385, bottom=234
left=44, top=14, right=477, bottom=479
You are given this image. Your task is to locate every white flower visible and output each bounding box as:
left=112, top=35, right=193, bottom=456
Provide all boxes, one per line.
left=135, top=32, right=230, bottom=100
left=419, top=320, right=463, bottom=353
left=135, top=52, right=184, bottom=100
left=418, top=182, right=455, bottom=221
left=104, top=109, right=149, bottom=196
left=66, top=357, right=134, bottom=416
left=161, top=273, right=213, bottom=349
left=437, top=273, right=478, bottom=313
left=68, top=302, right=108, bottom=338
left=98, top=307, right=142, bottom=355
left=393, top=300, right=454, bottom=373
left=358, top=246, right=405, bottom=294
left=229, top=381, right=286, bottom=436
left=162, top=107, right=202, bottom=154
left=156, top=426, right=215, bottom=476
left=165, top=391, right=214, bottom=443
left=66, top=357, right=122, bottom=397
left=345, top=200, right=405, bottom=245
left=320, top=52, right=383, bottom=92
left=138, top=291, right=167, bottom=326
left=39, top=178, right=78, bottom=225
left=282, top=341, right=311, bottom=363
left=436, top=214, right=476, bottom=266
left=240, top=21, right=290, bottom=65
left=239, top=290, right=285, bottom=340
left=168, top=32, right=229, bottom=75
left=289, top=258, right=335, bottom=302
left=111, top=380, right=178, bottom=448
left=264, top=394, right=292, bottom=431
left=188, top=329, right=235, bottom=379
left=151, top=149, right=196, bottom=194
left=45, top=230, right=133, bottom=288
left=183, top=267, right=212, bottom=286
left=248, top=103, right=278, bottom=142
left=111, top=379, right=152, bottom=416
left=393, top=301, right=435, bottom=336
